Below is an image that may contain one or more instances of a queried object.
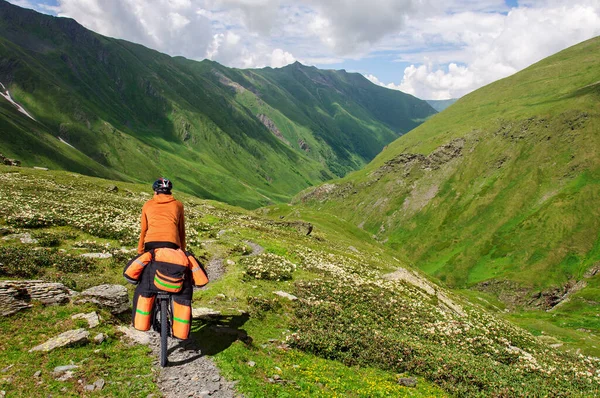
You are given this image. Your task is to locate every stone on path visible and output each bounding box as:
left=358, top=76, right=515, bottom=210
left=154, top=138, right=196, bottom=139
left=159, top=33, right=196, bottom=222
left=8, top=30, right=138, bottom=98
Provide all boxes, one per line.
left=72, top=312, right=100, bottom=328
left=0, top=280, right=71, bottom=316
left=74, top=284, right=129, bottom=314
left=273, top=291, right=298, bottom=301
left=116, top=325, right=150, bottom=345
left=29, top=329, right=89, bottom=352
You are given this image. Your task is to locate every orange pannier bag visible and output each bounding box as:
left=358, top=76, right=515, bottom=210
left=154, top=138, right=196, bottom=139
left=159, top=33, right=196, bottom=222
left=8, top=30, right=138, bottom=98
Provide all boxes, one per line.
left=133, top=294, right=154, bottom=331
left=186, top=252, right=209, bottom=287
left=123, top=252, right=153, bottom=284
left=152, top=248, right=189, bottom=293
left=172, top=300, right=191, bottom=339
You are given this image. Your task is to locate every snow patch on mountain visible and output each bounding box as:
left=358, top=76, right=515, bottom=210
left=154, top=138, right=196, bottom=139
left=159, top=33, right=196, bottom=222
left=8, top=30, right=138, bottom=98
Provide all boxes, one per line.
left=58, top=137, right=77, bottom=150
left=0, top=82, right=36, bottom=121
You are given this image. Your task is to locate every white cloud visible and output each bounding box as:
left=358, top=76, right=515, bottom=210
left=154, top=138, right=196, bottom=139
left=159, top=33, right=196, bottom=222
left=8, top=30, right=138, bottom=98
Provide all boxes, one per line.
left=56, top=0, right=212, bottom=59
left=10, top=0, right=600, bottom=98
left=366, top=2, right=600, bottom=99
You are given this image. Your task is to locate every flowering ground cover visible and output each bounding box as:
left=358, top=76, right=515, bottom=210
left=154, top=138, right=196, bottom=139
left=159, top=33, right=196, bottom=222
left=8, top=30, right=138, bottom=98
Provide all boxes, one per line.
left=0, top=165, right=598, bottom=396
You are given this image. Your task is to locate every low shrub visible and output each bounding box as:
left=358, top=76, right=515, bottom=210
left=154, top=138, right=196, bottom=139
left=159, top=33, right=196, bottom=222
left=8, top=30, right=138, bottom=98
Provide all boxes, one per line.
left=0, top=246, right=57, bottom=277
left=247, top=296, right=281, bottom=318
left=55, top=254, right=96, bottom=273
left=0, top=246, right=96, bottom=277
left=240, top=253, right=296, bottom=281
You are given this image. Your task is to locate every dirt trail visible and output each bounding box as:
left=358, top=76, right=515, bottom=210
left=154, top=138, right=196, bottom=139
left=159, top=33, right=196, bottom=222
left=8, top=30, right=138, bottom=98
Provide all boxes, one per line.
left=148, top=243, right=248, bottom=398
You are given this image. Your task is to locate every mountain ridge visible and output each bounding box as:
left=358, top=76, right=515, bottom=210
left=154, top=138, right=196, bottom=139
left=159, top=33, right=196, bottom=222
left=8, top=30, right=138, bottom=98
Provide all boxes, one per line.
left=0, top=0, right=436, bottom=208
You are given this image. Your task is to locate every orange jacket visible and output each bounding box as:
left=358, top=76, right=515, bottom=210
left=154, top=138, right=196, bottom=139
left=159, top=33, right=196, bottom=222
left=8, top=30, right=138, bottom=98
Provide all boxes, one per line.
left=137, top=194, right=186, bottom=254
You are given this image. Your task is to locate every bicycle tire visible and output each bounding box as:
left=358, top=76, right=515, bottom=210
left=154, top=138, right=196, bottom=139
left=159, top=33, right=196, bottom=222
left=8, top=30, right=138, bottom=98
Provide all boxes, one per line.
left=160, top=297, right=168, bottom=367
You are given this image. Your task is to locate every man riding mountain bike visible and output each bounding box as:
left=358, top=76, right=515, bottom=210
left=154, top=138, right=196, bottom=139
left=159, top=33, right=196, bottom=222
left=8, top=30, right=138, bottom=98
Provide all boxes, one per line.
left=124, top=178, right=208, bottom=343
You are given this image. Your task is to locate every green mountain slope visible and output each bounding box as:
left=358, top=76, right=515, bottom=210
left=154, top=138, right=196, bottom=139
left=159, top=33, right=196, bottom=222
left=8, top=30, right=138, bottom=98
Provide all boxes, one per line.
left=295, top=36, right=600, bottom=303
left=0, top=0, right=435, bottom=208
left=0, top=165, right=598, bottom=397
left=426, top=98, right=458, bottom=112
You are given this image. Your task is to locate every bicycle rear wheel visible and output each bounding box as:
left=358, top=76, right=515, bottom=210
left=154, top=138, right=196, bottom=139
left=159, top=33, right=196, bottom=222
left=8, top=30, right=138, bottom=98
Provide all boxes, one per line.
left=160, top=297, right=168, bottom=367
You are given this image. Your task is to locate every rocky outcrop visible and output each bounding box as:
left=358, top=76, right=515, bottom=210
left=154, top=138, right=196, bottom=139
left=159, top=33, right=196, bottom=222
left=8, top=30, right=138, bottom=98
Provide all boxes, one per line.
left=383, top=268, right=465, bottom=316
left=29, top=328, right=89, bottom=352
left=0, top=153, right=20, bottom=167
left=476, top=279, right=589, bottom=311
left=213, top=70, right=246, bottom=94
left=298, top=139, right=310, bottom=152
left=371, top=138, right=465, bottom=179
left=74, top=284, right=129, bottom=314
left=0, top=280, right=72, bottom=316
left=257, top=114, right=289, bottom=145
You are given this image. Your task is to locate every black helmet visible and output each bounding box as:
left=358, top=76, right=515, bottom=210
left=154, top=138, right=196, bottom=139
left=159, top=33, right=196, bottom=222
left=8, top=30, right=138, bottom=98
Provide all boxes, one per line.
left=152, top=177, right=172, bottom=194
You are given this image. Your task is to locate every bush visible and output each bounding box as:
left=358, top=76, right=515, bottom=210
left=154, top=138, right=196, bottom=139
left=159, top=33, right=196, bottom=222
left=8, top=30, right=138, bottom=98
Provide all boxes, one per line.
left=230, top=243, right=252, bottom=256
left=55, top=254, right=96, bottom=273
left=0, top=246, right=57, bottom=277
left=0, top=246, right=97, bottom=277
left=240, top=253, right=296, bottom=281
left=247, top=296, right=281, bottom=318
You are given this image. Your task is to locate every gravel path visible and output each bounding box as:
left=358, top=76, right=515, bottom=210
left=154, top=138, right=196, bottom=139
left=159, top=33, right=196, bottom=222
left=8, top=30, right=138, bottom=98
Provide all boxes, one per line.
left=148, top=242, right=250, bottom=398
left=148, top=332, right=239, bottom=398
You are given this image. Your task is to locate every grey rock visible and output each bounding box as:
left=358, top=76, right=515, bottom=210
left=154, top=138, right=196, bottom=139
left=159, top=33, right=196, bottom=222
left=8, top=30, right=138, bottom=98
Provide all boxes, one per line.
left=93, top=333, right=106, bottom=344
left=117, top=326, right=150, bottom=345
left=2, top=233, right=37, bottom=244
left=74, top=284, right=129, bottom=314
left=72, top=312, right=100, bottom=328
left=80, top=252, right=112, bottom=259
left=0, top=280, right=72, bottom=316
left=84, top=384, right=95, bottom=392
left=398, top=377, right=417, bottom=388
left=56, top=371, right=76, bottom=382
left=52, top=365, right=79, bottom=375
left=247, top=361, right=256, bottom=367
left=273, top=374, right=281, bottom=381
left=30, top=329, right=89, bottom=352
left=93, top=378, right=105, bottom=390
left=106, top=185, right=119, bottom=193
left=191, top=307, right=221, bottom=319
left=273, top=291, right=298, bottom=301
left=34, top=371, right=42, bottom=378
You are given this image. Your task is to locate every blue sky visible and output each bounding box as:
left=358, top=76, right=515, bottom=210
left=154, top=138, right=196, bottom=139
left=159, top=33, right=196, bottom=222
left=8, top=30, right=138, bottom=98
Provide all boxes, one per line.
left=8, top=0, right=600, bottom=99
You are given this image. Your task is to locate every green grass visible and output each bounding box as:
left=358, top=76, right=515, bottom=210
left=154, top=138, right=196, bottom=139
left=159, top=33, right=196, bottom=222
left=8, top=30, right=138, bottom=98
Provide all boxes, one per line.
left=0, top=303, right=158, bottom=397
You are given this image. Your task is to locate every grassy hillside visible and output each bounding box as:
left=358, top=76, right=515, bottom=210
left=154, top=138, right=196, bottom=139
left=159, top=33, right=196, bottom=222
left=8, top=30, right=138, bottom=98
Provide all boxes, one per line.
left=0, top=0, right=435, bottom=208
left=426, top=99, right=458, bottom=112
left=295, top=36, right=600, bottom=305
left=0, top=166, right=598, bottom=397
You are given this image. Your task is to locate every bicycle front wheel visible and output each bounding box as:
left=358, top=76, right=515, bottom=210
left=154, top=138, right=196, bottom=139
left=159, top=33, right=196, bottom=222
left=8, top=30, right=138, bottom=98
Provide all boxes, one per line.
left=160, top=298, right=168, bottom=367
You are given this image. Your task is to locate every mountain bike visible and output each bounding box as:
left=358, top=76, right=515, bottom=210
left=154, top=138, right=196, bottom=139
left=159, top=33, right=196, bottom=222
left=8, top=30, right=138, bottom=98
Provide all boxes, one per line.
left=153, top=292, right=172, bottom=367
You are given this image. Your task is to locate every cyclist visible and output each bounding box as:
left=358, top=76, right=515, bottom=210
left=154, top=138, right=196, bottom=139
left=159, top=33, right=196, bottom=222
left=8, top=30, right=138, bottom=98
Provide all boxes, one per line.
left=137, top=177, right=186, bottom=254
left=126, top=177, right=205, bottom=340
